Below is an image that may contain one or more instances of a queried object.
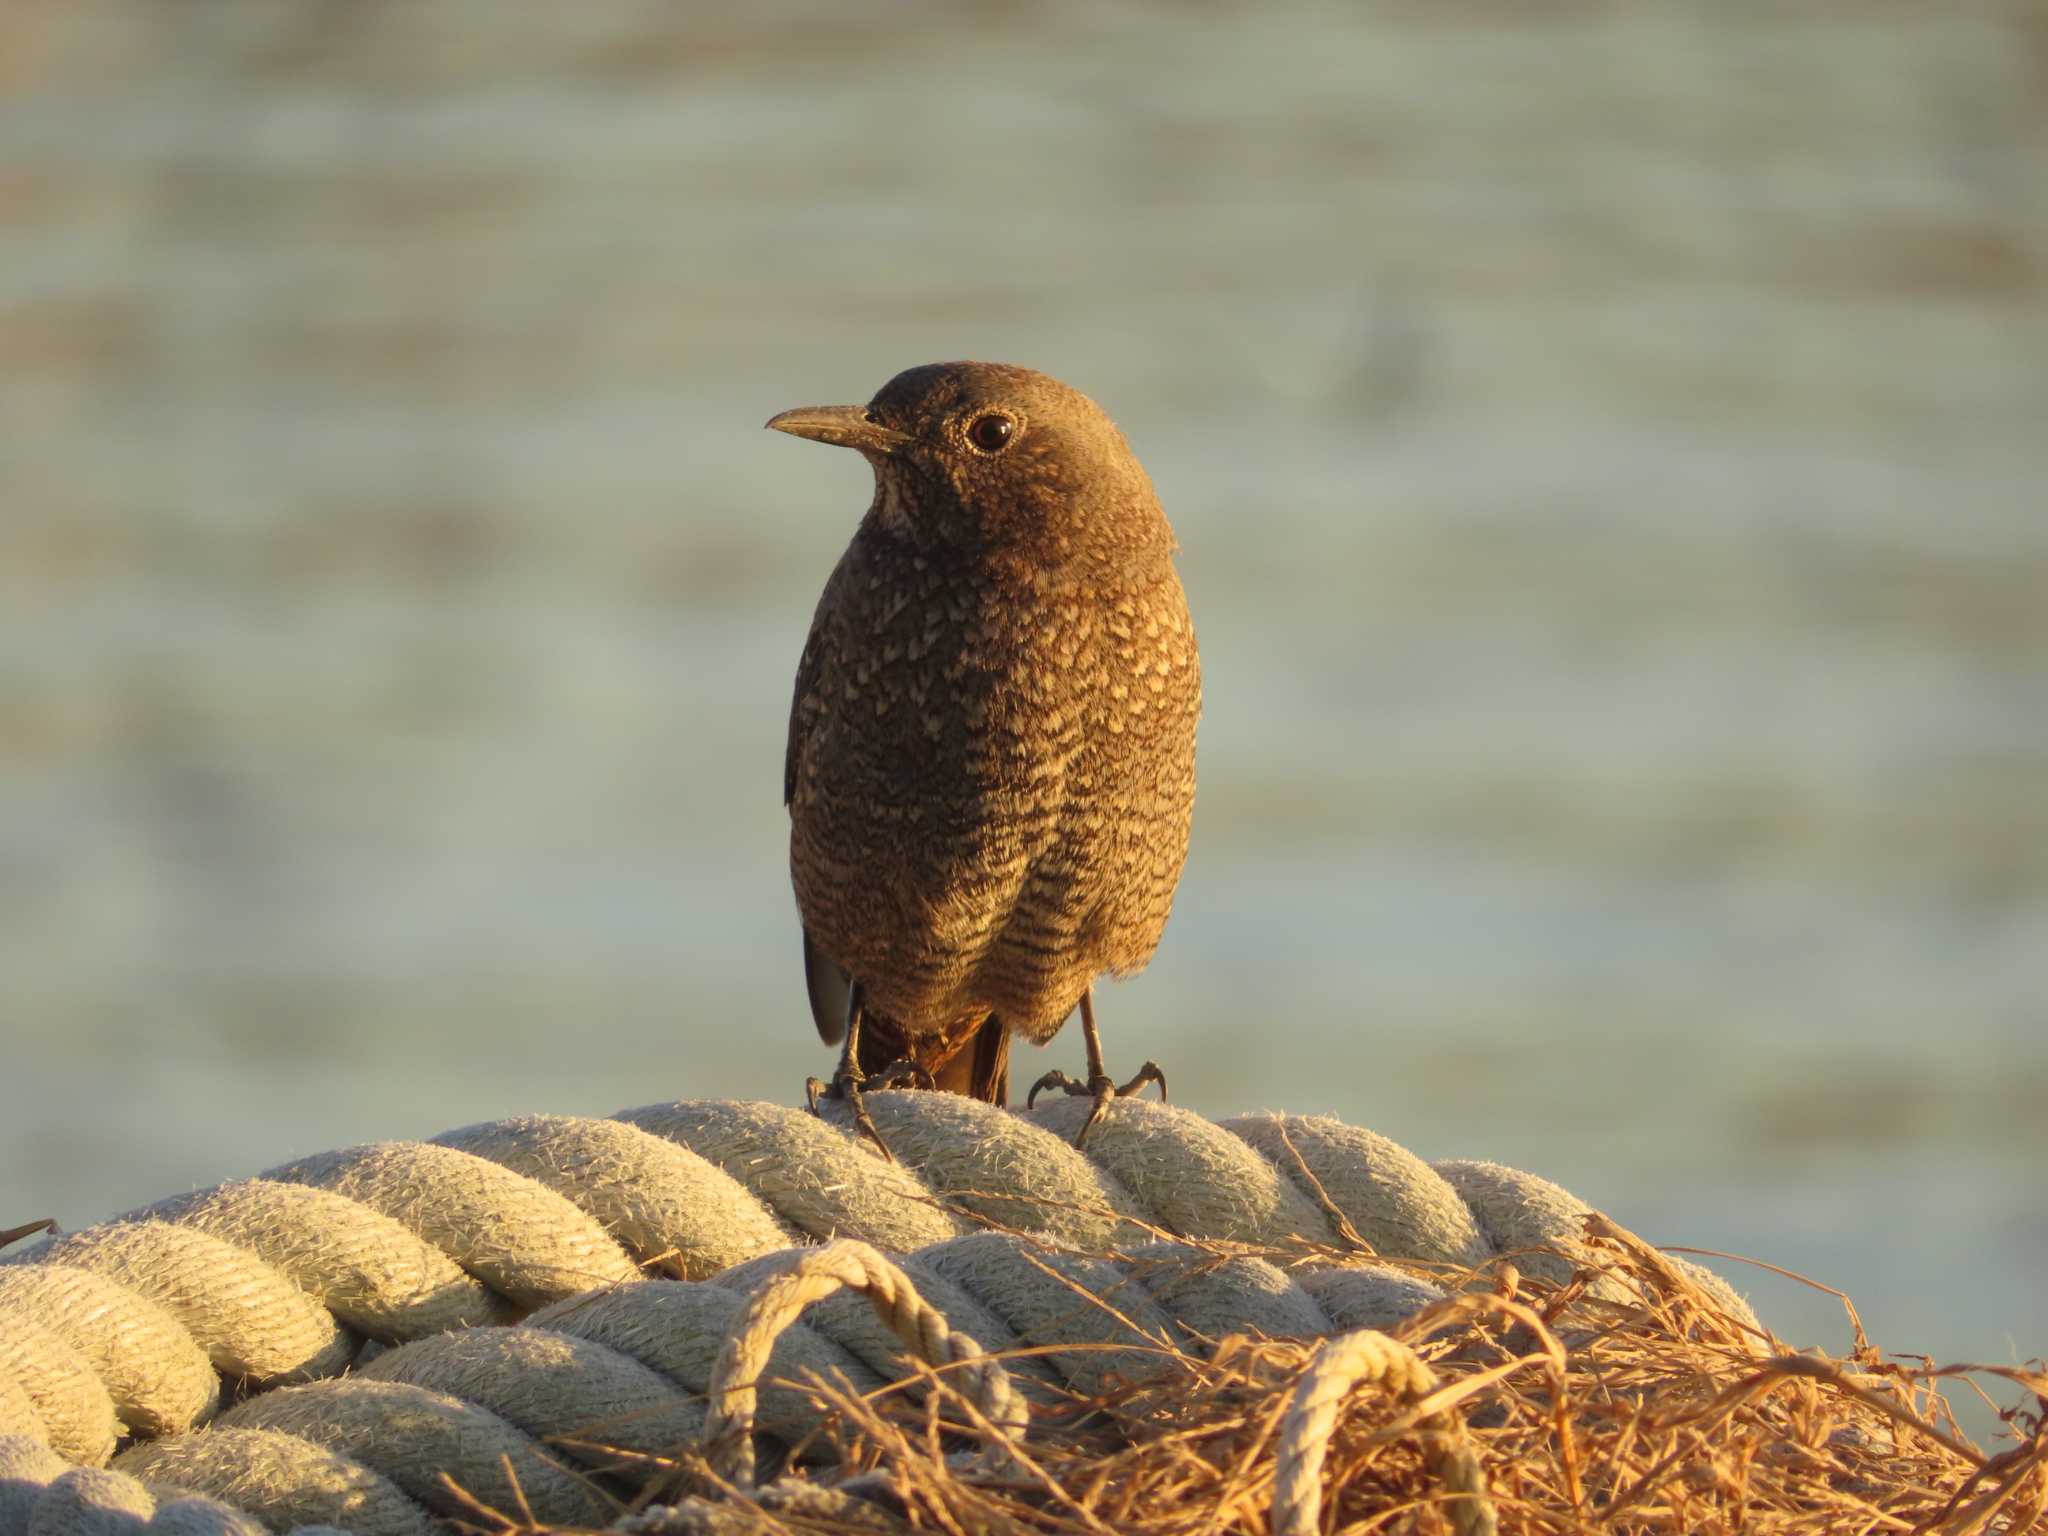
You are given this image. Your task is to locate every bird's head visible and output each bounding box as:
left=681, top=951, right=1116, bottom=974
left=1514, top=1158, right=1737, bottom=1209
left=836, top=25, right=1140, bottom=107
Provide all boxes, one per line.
left=767, top=362, right=1175, bottom=572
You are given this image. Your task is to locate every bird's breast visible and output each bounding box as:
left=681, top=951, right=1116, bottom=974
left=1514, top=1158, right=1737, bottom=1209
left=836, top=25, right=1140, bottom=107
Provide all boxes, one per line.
left=790, top=549, right=1198, bottom=1037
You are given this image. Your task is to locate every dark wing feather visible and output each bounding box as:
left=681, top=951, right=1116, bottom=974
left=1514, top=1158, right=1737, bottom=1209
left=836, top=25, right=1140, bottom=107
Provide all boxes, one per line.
left=789, top=561, right=849, bottom=1043
left=784, top=618, right=827, bottom=808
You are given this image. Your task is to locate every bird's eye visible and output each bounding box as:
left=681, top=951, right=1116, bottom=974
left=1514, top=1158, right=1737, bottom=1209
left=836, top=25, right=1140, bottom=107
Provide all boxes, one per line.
left=965, top=412, right=1016, bottom=453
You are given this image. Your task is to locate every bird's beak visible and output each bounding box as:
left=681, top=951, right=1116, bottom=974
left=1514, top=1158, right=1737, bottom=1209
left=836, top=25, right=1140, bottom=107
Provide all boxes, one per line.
left=765, top=405, right=912, bottom=455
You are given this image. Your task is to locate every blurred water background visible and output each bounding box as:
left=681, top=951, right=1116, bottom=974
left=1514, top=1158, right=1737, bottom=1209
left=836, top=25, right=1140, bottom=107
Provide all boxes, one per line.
left=3, top=2, right=2043, bottom=1437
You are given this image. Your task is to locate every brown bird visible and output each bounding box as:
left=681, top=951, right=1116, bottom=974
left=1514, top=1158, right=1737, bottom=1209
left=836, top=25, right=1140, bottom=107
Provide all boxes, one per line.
left=769, top=362, right=1200, bottom=1150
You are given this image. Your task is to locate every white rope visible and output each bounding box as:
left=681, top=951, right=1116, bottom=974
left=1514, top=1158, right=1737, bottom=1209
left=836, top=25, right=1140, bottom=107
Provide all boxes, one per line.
left=1272, top=1329, right=1497, bottom=1536
left=701, top=1239, right=1025, bottom=1490
left=0, top=1094, right=1757, bottom=1532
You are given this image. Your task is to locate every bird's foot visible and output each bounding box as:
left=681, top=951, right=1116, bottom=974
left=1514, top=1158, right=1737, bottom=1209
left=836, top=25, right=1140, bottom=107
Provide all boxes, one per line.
left=868, top=1057, right=938, bottom=1092
left=804, top=1068, right=895, bottom=1164
left=1025, top=1068, right=1092, bottom=1108
left=1026, top=1061, right=1168, bottom=1148
left=1114, top=1060, right=1168, bottom=1104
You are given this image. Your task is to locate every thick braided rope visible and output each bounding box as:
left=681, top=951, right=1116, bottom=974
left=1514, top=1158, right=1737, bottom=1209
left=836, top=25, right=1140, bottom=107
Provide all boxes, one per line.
left=1273, top=1329, right=1497, bottom=1536
left=701, top=1239, right=1025, bottom=1488
left=1, top=1433, right=283, bottom=1536
left=0, top=1093, right=1759, bottom=1532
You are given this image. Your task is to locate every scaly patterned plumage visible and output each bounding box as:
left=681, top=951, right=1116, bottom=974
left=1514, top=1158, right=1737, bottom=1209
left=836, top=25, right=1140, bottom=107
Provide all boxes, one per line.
left=773, top=362, right=1199, bottom=1118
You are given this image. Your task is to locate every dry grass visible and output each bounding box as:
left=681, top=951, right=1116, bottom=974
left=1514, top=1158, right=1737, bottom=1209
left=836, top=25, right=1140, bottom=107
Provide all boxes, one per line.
left=450, top=1215, right=2048, bottom=1536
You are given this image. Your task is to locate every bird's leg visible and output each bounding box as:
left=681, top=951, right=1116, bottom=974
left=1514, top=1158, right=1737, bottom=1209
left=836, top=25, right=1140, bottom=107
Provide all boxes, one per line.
left=804, top=982, right=894, bottom=1162
left=1025, top=987, right=1168, bottom=1148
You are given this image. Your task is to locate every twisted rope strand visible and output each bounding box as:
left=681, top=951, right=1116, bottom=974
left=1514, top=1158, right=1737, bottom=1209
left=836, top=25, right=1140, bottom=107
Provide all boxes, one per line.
left=0, top=1095, right=1759, bottom=1533
left=701, top=1239, right=1026, bottom=1489
left=1272, top=1328, right=1498, bottom=1536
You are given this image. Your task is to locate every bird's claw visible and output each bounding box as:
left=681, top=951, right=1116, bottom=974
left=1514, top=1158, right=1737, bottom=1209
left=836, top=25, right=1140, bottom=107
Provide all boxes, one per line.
left=868, top=1057, right=938, bottom=1092
left=1115, top=1060, right=1168, bottom=1103
left=805, top=1068, right=895, bottom=1164
left=1026, top=1061, right=1169, bottom=1148
left=1025, top=1069, right=1087, bottom=1109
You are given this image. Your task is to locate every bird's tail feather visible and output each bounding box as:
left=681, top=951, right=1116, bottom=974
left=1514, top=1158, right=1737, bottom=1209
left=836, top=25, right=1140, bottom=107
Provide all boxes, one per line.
left=856, top=1007, right=1011, bottom=1106
left=803, top=929, right=850, bottom=1046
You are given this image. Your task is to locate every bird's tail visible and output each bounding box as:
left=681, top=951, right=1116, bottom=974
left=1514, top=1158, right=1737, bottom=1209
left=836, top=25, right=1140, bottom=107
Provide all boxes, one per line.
left=856, top=1008, right=1011, bottom=1106
left=803, top=929, right=851, bottom=1045
left=959, top=1013, right=1011, bottom=1105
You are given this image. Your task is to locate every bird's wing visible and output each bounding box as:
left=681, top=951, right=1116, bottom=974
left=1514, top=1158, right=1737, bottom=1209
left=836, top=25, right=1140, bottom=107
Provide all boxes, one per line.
left=784, top=627, right=824, bottom=809
left=789, top=554, right=852, bottom=1044
left=783, top=553, right=848, bottom=808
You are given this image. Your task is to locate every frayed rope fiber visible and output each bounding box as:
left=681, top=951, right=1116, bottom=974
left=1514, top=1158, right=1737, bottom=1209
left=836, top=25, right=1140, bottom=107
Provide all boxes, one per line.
left=0, top=1091, right=1760, bottom=1533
